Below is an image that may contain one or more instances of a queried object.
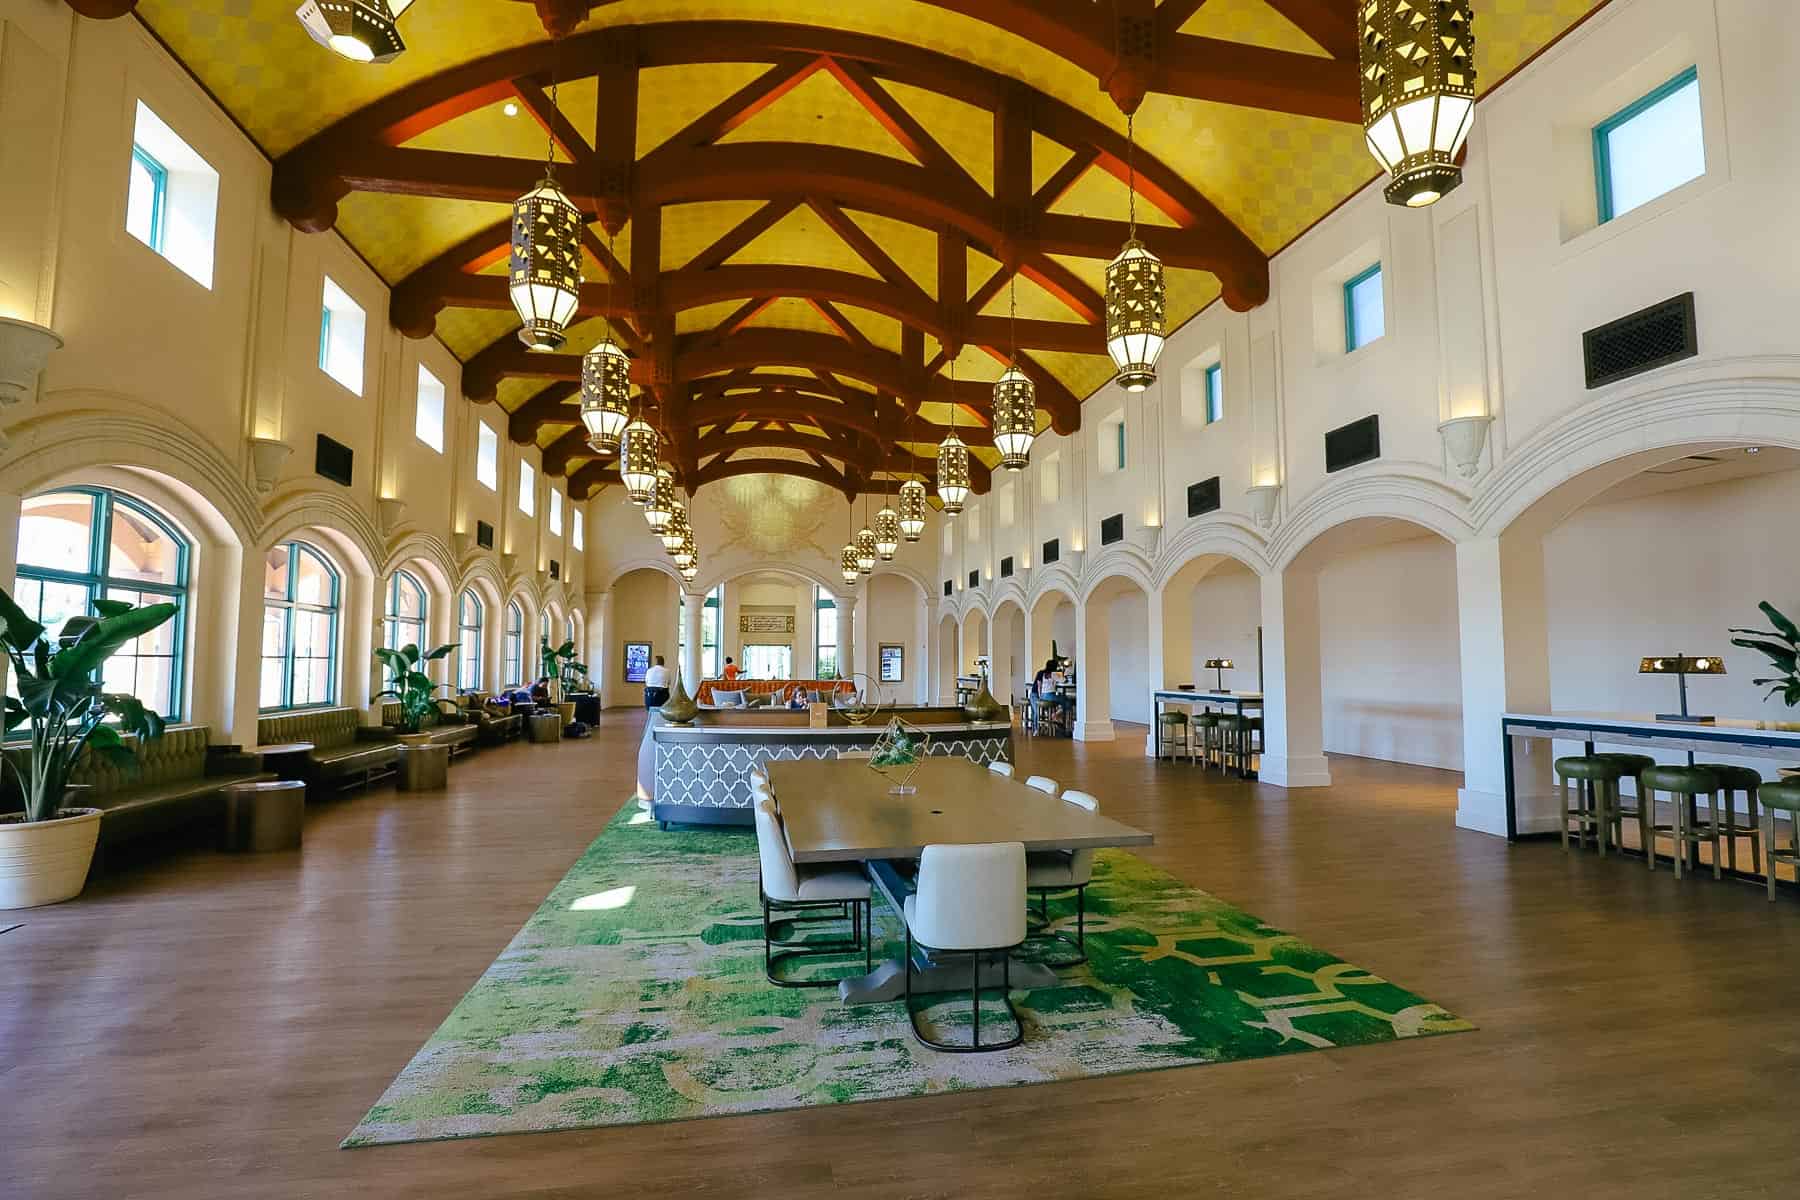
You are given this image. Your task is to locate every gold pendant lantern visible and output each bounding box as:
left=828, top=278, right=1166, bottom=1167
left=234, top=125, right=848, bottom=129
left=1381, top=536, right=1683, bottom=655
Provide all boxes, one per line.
left=580, top=337, right=631, bottom=454
left=1105, top=114, right=1165, bottom=392
left=297, top=0, right=410, bottom=64
left=840, top=543, right=860, bottom=586
left=1359, top=0, right=1477, bottom=208
left=992, top=276, right=1037, bottom=470
left=619, top=416, right=659, bottom=505
left=936, top=360, right=969, bottom=516
left=509, top=58, right=581, bottom=352
left=673, top=527, right=697, bottom=571
left=873, top=502, right=900, bottom=561
left=644, top=465, right=675, bottom=534
left=659, top=501, right=688, bottom=554
left=898, top=478, right=927, bottom=542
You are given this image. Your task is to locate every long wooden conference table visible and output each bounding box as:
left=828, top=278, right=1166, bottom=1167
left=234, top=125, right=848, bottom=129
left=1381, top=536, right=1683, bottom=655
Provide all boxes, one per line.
left=766, top=757, right=1153, bottom=1004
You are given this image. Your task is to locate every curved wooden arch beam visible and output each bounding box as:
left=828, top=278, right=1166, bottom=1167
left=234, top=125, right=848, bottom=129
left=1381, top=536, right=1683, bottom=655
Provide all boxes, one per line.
left=270, top=21, right=1269, bottom=308
left=64, top=0, right=138, bottom=15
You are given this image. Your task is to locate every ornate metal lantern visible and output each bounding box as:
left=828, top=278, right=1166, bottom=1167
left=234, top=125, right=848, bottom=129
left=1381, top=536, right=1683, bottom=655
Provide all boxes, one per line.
left=992, top=364, right=1037, bottom=470
left=1105, top=240, right=1165, bottom=392
left=659, top=502, right=688, bottom=554
left=619, top=417, right=659, bottom=505
left=1358, top=0, right=1477, bottom=208
left=935, top=432, right=969, bottom=516
left=841, top=544, right=860, bottom=586
left=509, top=176, right=583, bottom=352
left=898, top=478, right=927, bottom=541
left=580, top=337, right=631, bottom=454
left=855, top=526, right=877, bottom=575
left=644, top=466, right=675, bottom=534
left=673, top=528, right=697, bottom=571
left=873, top=505, right=900, bottom=560
left=296, top=0, right=409, bottom=64
left=680, top=563, right=699, bottom=584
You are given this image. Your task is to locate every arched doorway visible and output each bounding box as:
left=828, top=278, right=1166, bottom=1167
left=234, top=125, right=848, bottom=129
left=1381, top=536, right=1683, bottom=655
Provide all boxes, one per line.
left=991, top=598, right=1027, bottom=708
left=1077, top=574, right=1152, bottom=742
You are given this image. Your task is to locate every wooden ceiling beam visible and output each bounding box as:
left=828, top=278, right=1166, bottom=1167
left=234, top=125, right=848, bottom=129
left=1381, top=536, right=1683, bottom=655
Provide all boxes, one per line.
left=508, top=78, right=594, bottom=168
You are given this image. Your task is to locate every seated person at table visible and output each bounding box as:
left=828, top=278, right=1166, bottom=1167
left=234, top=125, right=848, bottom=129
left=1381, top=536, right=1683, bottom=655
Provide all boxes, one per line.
left=530, top=677, right=552, bottom=705
left=784, top=684, right=810, bottom=711
left=1034, top=659, right=1062, bottom=697
left=643, top=656, right=671, bottom=709
left=721, top=656, right=741, bottom=683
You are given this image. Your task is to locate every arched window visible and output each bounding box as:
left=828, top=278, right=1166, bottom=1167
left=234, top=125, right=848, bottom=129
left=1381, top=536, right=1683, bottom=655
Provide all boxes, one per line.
left=16, top=487, right=191, bottom=719
left=261, top=541, right=339, bottom=710
left=457, top=590, right=483, bottom=691
left=503, top=601, right=524, bottom=687
left=384, top=569, right=428, bottom=652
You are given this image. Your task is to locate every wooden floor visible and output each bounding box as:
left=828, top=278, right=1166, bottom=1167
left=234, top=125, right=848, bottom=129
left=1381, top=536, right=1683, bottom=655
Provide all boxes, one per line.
left=8, top=713, right=1800, bottom=1199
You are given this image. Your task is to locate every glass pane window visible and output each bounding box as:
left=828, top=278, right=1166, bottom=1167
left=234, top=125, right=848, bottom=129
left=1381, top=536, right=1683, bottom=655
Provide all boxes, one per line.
left=1205, top=363, right=1224, bottom=424
left=477, top=421, right=499, bottom=490
left=743, top=644, right=792, bottom=679
left=384, top=570, right=429, bottom=662
left=814, top=587, right=838, bottom=681
left=503, top=602, right=524, bottom=687
left=1345, top=264, right=1385, bottom=352
left=1595, top=68, right=1704, bottom=223
left=13, top=487, right=189, bottom=720
left=415, top=365, right=445, bottom=452
left=126, top=147, right=167, bottom=251
left=319, top=276, right=367, bottom=396
left=519, top=460, right=536, bottom=516
left=701, top=588, right=721, bottom=680
left=125, top=101, right=218, bottom=288
left=262, top=541, right=339, bottom=711
left=457, top=590, right=483, bottom=691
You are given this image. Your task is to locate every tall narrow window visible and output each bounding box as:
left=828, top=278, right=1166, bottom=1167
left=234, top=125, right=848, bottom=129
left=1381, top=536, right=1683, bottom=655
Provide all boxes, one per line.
left=1115, top=420, right=1127, bottom=470
left=815, top=587, right=839, bottom=680
left=1344, top=264, right=1385, bottom=352
left=415, top=365, right=445, bottom=452
left=702, top=587, right=721, bottom=679
left=1205, top=363, right=1224, bottom=424
left=518, top=460, right=536, bottom=516
left=384, top=570, right=428, bottom=654
left=476, top=421, right=499, bottom=490
left=319, top=276, right=367, bottom=395
left=457, top=590, right=483, bottom=691
left=1595, top=67, right=1704, bottom=223
left=743, top=644, right=792, bottom=679
left=549, top=489, right=563, bottom=535
left=503, top=601, right=524, bottom=686
left=261, top=541, right=339, bottom=711
left=572, top=509, right=584, bottom=551
left=125, top=101, right=218, bottom=287
left=15, top=488, right=191, bottom=720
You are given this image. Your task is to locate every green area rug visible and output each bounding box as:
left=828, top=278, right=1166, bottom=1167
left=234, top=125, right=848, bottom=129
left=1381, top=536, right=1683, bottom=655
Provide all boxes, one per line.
left=344, top=804, right=1472, bottom=1147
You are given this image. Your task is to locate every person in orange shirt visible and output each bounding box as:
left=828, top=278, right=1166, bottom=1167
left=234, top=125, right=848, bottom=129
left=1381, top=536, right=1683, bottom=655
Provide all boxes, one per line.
left=721, top=657, right=740, bottom=683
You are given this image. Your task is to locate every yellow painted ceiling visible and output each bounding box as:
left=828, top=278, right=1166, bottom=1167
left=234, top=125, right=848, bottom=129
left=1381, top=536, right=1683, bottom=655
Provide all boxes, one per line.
left=138, top=0, right=1603, bottom=449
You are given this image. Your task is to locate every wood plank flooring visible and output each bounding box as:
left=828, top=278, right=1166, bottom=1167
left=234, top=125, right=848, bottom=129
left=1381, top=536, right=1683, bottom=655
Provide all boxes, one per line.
left=7, top=713, right=1800, bottom=1199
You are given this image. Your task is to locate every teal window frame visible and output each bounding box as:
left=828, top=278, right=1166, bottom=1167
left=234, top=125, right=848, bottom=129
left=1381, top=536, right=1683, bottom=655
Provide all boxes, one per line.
left=129, top=145, right=168, bottom=252
left=318, top=306, right=333, bottom=371
left=14, top=486, right=190, bottom=721
left=1593, top=66, right=1701, bottom=224
left=1344, top=263, right=1383, bottom=353
left=383, top=570, right=428, bottom=654
left=702, top=588, right=721, bottom=679
left=457, top=590, right=483, bottom=691
left=502, top=601, right=524, bottom=687
left=261, top=540, right=340, bottom=713
left=1204, top=363, right=1223, bottom=424
left=814, top=586, right=838, bottom=680
left=1114, top=420, right=1127, bottom=470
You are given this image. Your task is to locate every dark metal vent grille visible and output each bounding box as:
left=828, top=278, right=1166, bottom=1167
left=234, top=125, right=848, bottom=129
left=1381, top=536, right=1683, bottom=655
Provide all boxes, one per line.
left=1000, top=556, right=1014, bottom=578
left=1187, top=477, right=1221, bottom=518
left=943, top=579, right=953, bottom=597
left=549, top=560, right=561, bottom=581
left=475, top=520, right=495, bottom=549
left=1584, top=292, right=1697, bottom=389
left=315, top=434, right=353, bottom=487
left=1099, top=514, right=1125, bottom=546
left=1042, top=538, right=1059, bottom=565
left=1325, top=415, right=1381, bottom=474
left=968, top=570, right=980, bottom=589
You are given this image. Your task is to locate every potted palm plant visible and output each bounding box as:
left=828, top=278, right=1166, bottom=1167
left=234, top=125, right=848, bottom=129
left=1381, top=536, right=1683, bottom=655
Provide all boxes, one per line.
left=1, top=588, right=176, bottom=908
left=1729, top=601, right=1800, bottom=707
left=540, top=637, right=587, bottom=724
left=374, top=641, right=458, bottom=791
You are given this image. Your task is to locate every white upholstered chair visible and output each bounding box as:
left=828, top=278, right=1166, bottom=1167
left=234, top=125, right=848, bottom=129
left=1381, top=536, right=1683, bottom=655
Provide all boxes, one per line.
left=1026, top=790, right=1099, bottom=966
left=1024, top=775, right=1059, bottom=795
left=987, top=761, right=1015, bottom=778
left=753, top=799, right=873, bottom=987
left=902, top=842, right=1028, bottom=1052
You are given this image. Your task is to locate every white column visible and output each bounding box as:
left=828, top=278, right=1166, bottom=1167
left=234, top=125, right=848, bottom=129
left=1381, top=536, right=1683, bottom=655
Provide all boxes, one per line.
left=345, top=574, right=377, bottom=726
left=219, top=544, right=259, bottom=745
left=839, top=601, right=856, bottom=686
left=1456, top=535, right=1556, bottom=836
left=591, top=588, right=612, bottom=702
left=681, top=591, right=703, bottom=693
left=1258, top=565, right=1331, bottom=787
left=1074, top=595, right=1115, bottom=742
left=853, top=589, right=871, bottom=683
left=1143, top=587, right=1167, bottom=756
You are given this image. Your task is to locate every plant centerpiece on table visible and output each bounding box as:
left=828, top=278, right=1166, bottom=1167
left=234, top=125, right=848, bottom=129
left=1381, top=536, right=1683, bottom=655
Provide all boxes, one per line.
left=374, top=641, right=459, bottom=737
left=0, top=588, right=177, bottom=908
left=868, top=716, right=927, bottom=794
left=1730, top=601, right=1800, bottom=708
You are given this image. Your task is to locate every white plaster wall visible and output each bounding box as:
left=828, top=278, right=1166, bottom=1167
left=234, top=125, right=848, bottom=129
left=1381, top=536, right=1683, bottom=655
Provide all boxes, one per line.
left=1186, top=563, right=1261, bottom=690
left=602, top=569, right=676, bottom=709
left=866, top=573, right=926, bottom=703
left=1106, top=590, right=1152, bottom=725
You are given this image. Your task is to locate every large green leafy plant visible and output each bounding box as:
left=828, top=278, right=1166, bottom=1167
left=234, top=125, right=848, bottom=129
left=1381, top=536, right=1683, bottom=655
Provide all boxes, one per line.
left=1, top=588, right=177, bottom=823
left=1729, top=601, right=1800, bottom=707
left=374, top=642, right=458, bottom=734
left=539, top=638, right=587, bottom=702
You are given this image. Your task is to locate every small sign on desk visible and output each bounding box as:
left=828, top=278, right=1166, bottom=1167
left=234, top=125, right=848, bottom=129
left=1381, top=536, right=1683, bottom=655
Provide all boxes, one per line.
left=808, top=702, right=829, bottom=728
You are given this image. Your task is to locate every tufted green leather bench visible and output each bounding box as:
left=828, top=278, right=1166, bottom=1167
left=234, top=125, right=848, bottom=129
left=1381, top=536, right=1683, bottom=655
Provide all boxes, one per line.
left=378, top=701, right=480, bottom=758
left=257, top=707, right=398, bottom=793
left=65, top=724, right=273, bottom=853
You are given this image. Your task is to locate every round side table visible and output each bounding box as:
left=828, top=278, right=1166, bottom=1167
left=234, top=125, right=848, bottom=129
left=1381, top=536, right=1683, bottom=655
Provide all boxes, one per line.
left=220, top=780, right=306, bottom=853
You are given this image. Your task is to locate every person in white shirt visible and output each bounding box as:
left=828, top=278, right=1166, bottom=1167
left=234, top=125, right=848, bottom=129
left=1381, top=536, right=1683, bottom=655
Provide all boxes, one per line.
left=643, top=656, right=671, bottom=709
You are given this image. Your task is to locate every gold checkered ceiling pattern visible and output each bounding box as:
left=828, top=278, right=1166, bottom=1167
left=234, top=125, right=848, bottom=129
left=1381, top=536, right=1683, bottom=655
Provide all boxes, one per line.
left=136, top=0, right=1600, bottom=496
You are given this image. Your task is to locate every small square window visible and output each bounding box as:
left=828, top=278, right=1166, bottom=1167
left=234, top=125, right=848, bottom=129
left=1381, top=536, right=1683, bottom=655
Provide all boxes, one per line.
left=1204, top=363, right=1224, bottom=424
left=1115, top=421, right=1127, bottom=470
left=1098, top=416, right=1126, bottom=474
left=415, top=365, right=445, bottom=452
left=573, top=510, right=584, bottom=551
left=126, top=148, right=166, bottom=252
left=1344, top=264, right=1384, bottom=353
left=1595, top=67, right=1704, bottom=223
left=125, top=101, right=218, bottom=289
left=319, top=276, right=366, bottom=395
left=518, top=460, right=536, bottom=516
left=549, top=489, right=563, bottom=535
left=476, top=422, right=498, bottom=490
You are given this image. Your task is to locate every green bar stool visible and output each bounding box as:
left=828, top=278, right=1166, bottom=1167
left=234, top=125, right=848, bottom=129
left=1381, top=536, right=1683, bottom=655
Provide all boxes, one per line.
left=1642, top=764, right=1724, bottom=879
left=1554, top=756, right=1624, bottom=854
left=1757, top=781, right=1800, bottom=901
left=1189, top=710, right=1219, bottom=770
left=1695, top=763, right=1762, bottom=873
left=1595, top=753, right=1656, bottom=861
left=1214, top=714, right=1248, bottom=776
left=1156, top=708, right=1192, bottom=763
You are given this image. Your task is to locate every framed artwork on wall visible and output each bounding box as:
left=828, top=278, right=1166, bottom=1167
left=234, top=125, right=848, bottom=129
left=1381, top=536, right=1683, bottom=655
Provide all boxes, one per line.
left=879, top=643, right=905, bottom=684
left=623, top=641, right=652, bottom=684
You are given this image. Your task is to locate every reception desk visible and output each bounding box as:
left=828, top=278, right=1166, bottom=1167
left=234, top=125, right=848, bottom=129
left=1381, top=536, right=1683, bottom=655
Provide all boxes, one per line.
left=644, top=706, right=1013, bottom=828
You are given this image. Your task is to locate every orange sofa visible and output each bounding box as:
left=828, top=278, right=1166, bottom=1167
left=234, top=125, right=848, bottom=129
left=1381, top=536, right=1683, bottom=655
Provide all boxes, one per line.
left=695, top=678, right=856, bottom=706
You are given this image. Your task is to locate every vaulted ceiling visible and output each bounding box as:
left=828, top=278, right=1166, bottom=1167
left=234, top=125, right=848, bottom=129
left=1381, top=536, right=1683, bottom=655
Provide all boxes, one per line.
left=109, top=0, right=1601, bottom=500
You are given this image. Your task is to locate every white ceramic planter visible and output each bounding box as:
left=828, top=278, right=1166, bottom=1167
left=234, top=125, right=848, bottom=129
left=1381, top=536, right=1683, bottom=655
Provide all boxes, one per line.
left=0, top=808, right=102, bottom=909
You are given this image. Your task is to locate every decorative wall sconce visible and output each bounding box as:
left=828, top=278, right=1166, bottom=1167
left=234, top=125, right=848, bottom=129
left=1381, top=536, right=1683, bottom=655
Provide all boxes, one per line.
left=0, top=317, right=63, bottom=406
left=376, top=496, right=406, bottom=533
left=247, top=437, right=292, bottom=496
left=1438, top=415, right=1494, bottom=479
left=1245, top=483, right=1282, bottom=530
left=500, top=552, right=518, bottom=577
left=452, top=528, right=474, bottom=558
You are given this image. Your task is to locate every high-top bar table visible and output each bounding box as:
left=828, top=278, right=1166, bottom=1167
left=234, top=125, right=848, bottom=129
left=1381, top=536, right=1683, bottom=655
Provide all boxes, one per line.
left=1151, top=689, right=1263, bottom=776
left=1501, top=712, right=1800, bottom=873
left=766, top=758, right=1152, bottom=1004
